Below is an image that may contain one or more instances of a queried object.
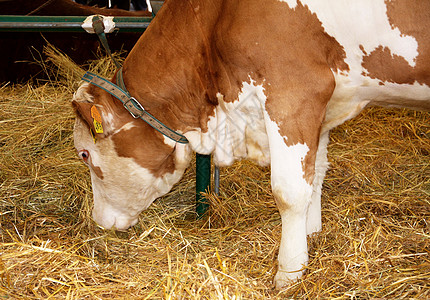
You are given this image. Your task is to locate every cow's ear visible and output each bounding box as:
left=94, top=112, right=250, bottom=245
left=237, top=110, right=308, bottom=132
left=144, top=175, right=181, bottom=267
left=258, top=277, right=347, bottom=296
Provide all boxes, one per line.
left=72, top=100, right=93, bottom=125
left=72, top=101, right=109, bottom=137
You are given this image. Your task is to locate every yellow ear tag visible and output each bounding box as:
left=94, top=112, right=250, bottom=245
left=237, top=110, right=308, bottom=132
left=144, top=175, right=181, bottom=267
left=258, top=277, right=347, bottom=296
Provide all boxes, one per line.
left=91, top=105, right=104, bottom=134
left=93, top=119, right=104, bottom=134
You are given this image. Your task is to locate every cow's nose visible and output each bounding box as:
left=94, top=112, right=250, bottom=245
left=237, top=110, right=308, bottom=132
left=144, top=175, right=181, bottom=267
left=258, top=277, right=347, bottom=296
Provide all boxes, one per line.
left=92, top=209, right=138, bottom=231
left=114, top=216, right=138, bottom=231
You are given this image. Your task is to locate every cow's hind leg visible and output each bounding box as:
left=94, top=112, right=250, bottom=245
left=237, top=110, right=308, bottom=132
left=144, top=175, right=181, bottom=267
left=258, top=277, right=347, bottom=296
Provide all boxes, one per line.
left=263, top=113, right=317, bottom=288
left=306, top=131, right=330, bottom=235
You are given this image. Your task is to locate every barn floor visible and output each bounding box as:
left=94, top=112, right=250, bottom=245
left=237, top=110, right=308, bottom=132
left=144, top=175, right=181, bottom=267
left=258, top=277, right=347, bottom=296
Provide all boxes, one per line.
left=0, top=51, right=429, bottom=299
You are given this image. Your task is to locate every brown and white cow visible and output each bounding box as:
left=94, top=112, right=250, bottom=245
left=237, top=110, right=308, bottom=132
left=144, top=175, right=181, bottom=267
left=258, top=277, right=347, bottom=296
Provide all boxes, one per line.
left=72, top=0, right=430, bottom=288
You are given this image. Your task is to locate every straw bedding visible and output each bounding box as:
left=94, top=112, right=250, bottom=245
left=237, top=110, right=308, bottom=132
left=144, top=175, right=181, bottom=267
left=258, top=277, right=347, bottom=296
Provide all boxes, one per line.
left=0, top=47, right=429, bottom=299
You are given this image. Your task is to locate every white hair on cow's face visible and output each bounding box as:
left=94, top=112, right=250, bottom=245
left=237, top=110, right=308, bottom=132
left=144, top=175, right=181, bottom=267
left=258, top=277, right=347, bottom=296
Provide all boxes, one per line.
left=73, top=82, right=94, bottom=103
left=112, top=122, right=136, bottom=135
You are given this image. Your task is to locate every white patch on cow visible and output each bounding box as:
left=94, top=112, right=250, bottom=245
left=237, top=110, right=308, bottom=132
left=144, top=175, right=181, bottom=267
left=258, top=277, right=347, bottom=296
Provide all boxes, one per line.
left=322, top=74, right=372, bottom=132
left=301, top=0, right=418, bottom=72
left=74, top=117, right=192, bottom=230
left=102, top=111, right=115, bottom=130
left=183, top=108, right=218, bottom=155
left=162, top=134, right=177, bottom=148
left=185, top=78, right=270, bottom=167
left=103, top=112, right=114, bottom=124
left=112, top=121, right=136, bottom=135
left=278, top=0, right=298, bottom=9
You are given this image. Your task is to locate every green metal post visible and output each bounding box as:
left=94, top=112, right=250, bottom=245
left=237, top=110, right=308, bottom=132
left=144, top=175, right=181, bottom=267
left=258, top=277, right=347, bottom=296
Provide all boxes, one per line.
left=196, top=153, right=211, bottom=219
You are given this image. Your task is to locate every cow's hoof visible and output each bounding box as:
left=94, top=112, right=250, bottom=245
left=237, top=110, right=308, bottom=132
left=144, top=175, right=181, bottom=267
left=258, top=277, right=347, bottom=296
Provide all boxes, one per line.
left=273, top=269, right=303, bottom=289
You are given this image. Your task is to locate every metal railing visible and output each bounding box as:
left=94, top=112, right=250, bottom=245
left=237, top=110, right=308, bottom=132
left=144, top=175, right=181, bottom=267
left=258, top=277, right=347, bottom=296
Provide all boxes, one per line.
left=0, top=15, right=152, bottom=32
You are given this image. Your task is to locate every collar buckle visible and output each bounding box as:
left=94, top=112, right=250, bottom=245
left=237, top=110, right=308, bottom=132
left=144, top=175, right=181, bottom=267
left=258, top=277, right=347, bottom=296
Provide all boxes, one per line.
left=124, top=97, right=145, bottom=119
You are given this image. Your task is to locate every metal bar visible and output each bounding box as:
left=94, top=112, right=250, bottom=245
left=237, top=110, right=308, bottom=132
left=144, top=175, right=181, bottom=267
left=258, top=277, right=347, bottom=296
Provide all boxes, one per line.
left=214, top=166, right=220, bottom=195
left=0, top=15, right=152, bottom=32
left=196, top=154, right=211, bottom=219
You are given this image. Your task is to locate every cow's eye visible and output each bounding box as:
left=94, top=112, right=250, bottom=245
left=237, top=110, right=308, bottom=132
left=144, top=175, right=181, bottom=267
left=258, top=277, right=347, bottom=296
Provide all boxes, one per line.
left=78, top=150, right=90, bottom=163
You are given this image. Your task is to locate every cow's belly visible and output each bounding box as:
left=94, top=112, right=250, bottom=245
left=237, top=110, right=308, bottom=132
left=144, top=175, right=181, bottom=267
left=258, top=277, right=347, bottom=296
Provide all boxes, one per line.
left=322, top=73, right=430, bottom=133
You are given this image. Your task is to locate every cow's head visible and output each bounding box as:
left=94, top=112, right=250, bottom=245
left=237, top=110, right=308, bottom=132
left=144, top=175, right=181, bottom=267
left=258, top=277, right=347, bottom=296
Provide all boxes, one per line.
left=72, top=83, right=192, bottom=230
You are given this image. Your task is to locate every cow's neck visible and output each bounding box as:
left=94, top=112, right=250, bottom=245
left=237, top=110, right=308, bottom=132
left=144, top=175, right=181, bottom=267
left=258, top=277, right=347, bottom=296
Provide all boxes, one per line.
left=118, top=0, right=222, bottom=145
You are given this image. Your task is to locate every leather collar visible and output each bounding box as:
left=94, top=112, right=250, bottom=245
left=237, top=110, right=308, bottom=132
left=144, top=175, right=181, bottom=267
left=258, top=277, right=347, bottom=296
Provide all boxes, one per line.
left=82, top=71, right=189, bottom=144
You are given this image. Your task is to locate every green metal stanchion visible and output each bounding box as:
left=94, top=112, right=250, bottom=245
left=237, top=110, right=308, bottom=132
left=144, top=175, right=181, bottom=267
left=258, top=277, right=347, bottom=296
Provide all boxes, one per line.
left=196, top=153, right=211, bottom=219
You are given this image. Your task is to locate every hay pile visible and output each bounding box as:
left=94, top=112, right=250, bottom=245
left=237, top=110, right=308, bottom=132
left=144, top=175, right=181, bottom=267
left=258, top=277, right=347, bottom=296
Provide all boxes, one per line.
left=0, top=46, right=429, bottom=299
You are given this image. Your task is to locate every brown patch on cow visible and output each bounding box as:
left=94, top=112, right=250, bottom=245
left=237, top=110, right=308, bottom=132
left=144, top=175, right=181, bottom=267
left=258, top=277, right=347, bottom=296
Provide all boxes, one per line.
left=274, top=193, right=290, bottom=213
left=72, top=101, right=94, bottom=129
left=90, top=163, right=104, bottom=180
left=301, top=157, right=311, bottom=185
left=111, top=123, right=176, bottom=178
left=359, top=44, right=367, bottom=56
left=363, top=0, right=430, bottom=86
left=363, top=46, right=417, bottom=85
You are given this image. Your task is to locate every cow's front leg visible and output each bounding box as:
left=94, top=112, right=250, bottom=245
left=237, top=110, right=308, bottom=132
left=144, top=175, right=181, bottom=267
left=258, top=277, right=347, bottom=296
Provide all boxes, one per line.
left=263, top=115, right=316, bottom=288
left=273, top=178, right=313, bottom=288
